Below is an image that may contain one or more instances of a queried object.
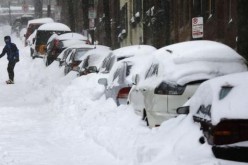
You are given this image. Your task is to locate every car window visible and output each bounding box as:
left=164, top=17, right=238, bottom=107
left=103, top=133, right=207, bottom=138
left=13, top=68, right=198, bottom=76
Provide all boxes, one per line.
left=113, top=68, right=122, bottom=81
left=145, top=64, right=158, bottom=79
left=74, top=49, right=91, bottom=61
left=82, top=56, right=90, bottom=68
left=219, top=85, right=233, bottom=100
left=113, top=63, right=125, bottom=83
left=101, top=53, right=113, bottom=73
left=154, top=82, right=186, bottom=95
left=125, top=62, right=133, bottom=77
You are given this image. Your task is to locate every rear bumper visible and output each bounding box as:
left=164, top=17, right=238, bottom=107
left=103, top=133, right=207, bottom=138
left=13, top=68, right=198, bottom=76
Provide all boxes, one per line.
left=212, top=145, right=248, bottom=162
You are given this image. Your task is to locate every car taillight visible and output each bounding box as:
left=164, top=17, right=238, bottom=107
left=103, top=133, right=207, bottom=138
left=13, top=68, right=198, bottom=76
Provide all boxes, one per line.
left=214, top=130, right=232, bottom=136
left=117, top=87, right=131, bottom=99
left=210, top=120, right=248, bottom=145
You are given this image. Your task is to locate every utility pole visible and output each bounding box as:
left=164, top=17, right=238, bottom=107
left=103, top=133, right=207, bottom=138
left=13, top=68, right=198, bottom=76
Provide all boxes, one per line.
left=8, top=0, right=11, bottom=25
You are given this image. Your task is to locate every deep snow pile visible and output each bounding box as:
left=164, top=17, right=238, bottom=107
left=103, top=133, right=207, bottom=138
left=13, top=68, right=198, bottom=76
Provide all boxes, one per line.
left=0, top=27, right=245, bottom=165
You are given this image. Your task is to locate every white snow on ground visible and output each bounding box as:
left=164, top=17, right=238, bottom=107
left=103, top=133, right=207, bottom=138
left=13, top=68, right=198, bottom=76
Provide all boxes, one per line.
left=0, top=25, right=246, bottom=165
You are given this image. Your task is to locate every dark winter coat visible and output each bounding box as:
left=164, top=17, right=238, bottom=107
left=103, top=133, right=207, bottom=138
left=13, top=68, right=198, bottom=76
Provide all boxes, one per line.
left=0, top=41, right=19, bottom=63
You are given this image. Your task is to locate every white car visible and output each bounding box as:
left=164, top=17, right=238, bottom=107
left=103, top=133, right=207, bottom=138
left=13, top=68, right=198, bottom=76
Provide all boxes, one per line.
left=98, top=45, right=156, bottom=105
left=128, top=40, right=247, bottom=127
left=77, top=48, right=111, bottom=76
left=99, top=54, right=154, bottom=105
left=98, top=45, right=156, bottom=74
left=177, top=72, right=248, bottom=163
left=64, top=45, right=109, bottom=75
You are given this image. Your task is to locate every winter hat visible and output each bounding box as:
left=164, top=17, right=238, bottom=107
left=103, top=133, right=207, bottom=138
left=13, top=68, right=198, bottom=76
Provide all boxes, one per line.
left=4, top=36, right=11, bottom=43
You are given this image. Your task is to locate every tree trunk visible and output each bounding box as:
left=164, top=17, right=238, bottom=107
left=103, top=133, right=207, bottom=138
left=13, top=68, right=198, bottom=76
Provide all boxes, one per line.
left=34, top=0, right=43, bottom=18
left=103, top=0, right=111, bottom=47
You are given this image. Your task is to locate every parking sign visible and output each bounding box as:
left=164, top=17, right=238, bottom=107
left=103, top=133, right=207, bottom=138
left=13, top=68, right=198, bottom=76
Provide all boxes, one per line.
left=192, top=17, right=203, bottom=39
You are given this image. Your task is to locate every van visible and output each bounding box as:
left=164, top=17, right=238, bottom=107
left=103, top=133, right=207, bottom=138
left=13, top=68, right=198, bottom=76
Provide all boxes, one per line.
left=32, top=22, right=71, bottom=59
left=24, top=17, right=54, bottom=46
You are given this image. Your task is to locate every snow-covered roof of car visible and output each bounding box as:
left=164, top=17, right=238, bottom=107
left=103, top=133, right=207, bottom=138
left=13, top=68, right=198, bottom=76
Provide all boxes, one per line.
left=153, top=40, right=247, bottom=85
left=189, top=72, right=248, bottom=125
left=56, top=33, right=88, bottom=41
left=38, top=22, right=71, bottom=31
left=27, top=17, right=54, bottom=27
left=61, top=40, right=87, bottom=48
left=78, top=48, right=112, bottom=69
left=113, top=45, right=156, bottom=59
left=75, top=45, right=110, bottom=61
left=160, top=40, right=244, bottom=63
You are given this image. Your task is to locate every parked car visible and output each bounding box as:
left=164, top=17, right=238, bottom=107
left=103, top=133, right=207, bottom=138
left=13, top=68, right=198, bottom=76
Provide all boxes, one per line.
left=98, top=45, right=156, bottom=105
left=64, top=45, right=97, bottom=75
left=31, top=22, right=71, bottom=59
left=98, top=45, right=156, bottom=74
left=128, top=40, right=247, bottom=128
left=56, top=44, right=84, bottom=67
left=99, top=54, right=154, bottom=105
left=177, top=72, right=248, bottom=163
left=77, top=47, right=111, bottom=76
left=12, top=14, right=34, bottom=35
left=24, top=17, right=54, bottom=46
left=45, top=32, right=89, bottom=66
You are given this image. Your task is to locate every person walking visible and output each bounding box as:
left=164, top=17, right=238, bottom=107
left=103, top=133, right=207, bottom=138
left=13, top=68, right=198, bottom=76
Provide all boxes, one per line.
left=0, top=36, right=19, bottom=84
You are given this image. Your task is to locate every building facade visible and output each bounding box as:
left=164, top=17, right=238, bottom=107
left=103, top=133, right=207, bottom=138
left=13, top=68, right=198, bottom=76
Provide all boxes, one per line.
left=56, top=0, right=248, bottom=59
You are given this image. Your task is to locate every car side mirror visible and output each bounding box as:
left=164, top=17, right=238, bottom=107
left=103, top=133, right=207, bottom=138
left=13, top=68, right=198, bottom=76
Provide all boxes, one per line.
left=132, top=74, right=140, bottom=85
left=98, top=78, right=108, bottom=86
left=177, top=106, right=190, bottom=115
left=88, top=66, right=98, bottom=73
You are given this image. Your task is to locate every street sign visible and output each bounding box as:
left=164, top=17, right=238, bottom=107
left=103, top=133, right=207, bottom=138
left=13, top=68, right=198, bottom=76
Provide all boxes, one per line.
left=192, top=17, right=203, bottom=39
left=88, top=7, right=96, bottom=19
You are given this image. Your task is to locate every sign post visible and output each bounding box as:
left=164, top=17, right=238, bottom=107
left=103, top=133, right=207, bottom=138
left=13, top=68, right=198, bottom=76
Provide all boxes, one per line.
left=192, top=17, right=203, bottom=39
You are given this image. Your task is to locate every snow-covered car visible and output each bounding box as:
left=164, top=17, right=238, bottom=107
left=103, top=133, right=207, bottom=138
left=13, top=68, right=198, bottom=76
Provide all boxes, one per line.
left=98, top=45, right=156, bottom=105
left=64, top=45, right=96, bottom=75
left=177, top=72, right=248, bottom=163
left=99, top=55, right=154, bottom=106
left=77, top=46, right=111, bottom=76
left=45, top=32, right=89, bottom=66
left=24, top=17, right=54, bottom=46
left=98, top=45, right=156, bottom=74
left=128, top=40, right=247, bottom=128
left=32, top=22, right=71, bottom=59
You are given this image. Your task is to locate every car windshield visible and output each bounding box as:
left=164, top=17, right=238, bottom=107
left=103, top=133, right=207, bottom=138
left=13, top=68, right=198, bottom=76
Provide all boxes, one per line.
left=74, top=49, right=91, bottom=61
left=36, top=30, right=68, bottom=45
